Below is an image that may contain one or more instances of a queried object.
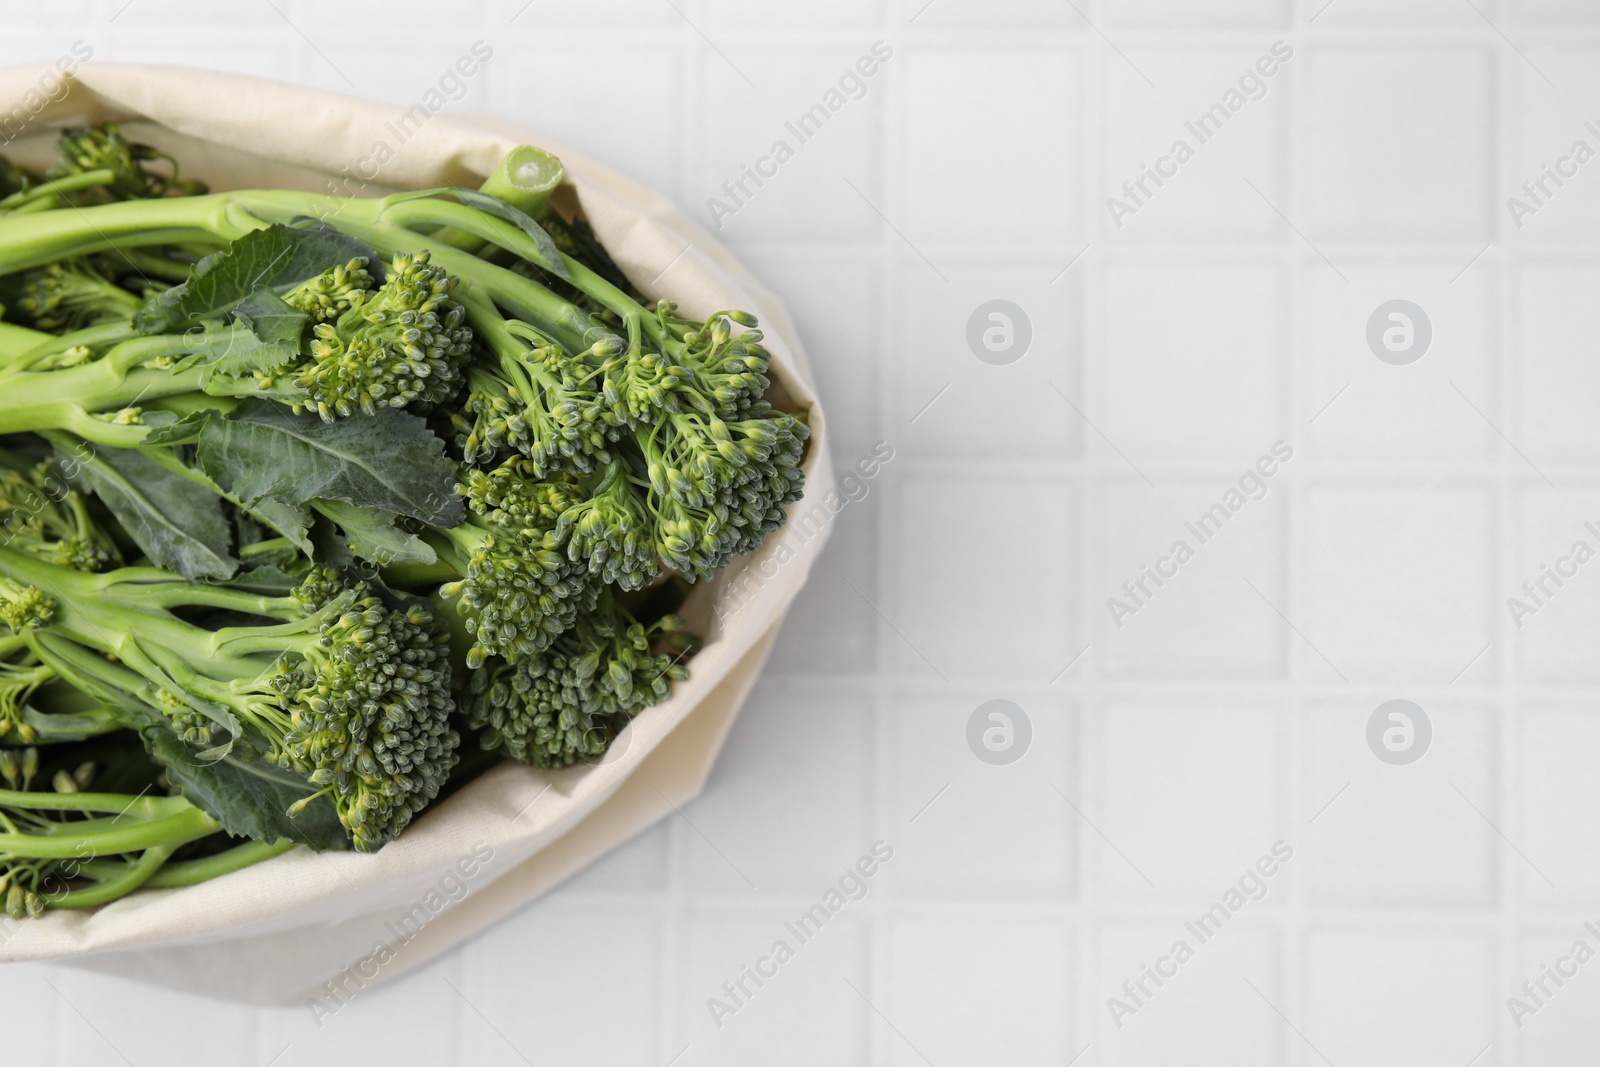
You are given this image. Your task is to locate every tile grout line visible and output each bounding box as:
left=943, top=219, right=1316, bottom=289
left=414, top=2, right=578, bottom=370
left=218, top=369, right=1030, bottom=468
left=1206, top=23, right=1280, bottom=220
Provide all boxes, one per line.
left=1492, top=34, right=1518, bottom=1062
left=1284, top=19, right=1311, bottom=1059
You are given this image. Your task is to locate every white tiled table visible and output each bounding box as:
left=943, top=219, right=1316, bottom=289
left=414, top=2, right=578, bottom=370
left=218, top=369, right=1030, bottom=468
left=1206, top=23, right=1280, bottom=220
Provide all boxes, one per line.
left=6, top=1, right=1600, bottom=1064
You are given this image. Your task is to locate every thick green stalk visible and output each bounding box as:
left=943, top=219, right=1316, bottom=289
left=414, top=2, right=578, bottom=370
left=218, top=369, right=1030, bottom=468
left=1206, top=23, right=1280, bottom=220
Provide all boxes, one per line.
left=0, top=545, right=267, bottom=685
left=432, top=145, right=565, bottom=254
left=112, top=246, right=196, bottom=283
left=0, top=321, right=50, bottom=363
left=0, top=339, right=206, bottom=435
left=47, top=844, right=179, bottom=909
left=142, top=837, right=295, bottom=887
left=0, top=190, right=608, bottom=355
left=0, top=789, right=187, bottom=816
left=0, top=805, right=217, bottom=859
left=1, top=321, right=140, bottom=377
left=0, top=196, right=261, bottom=275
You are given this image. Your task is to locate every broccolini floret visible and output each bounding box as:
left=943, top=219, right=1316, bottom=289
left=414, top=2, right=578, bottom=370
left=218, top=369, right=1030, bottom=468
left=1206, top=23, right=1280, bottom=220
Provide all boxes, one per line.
left=0, top=556, right=459, bottom=852
left=0, top=124, right=205, bottom=217
left=0, top=456, right=120, bottom=573
left=13, top=257, right=143, bottom=332
left=288, top=250, right=473, bottom=418
left=0, top=246, right=476, bottom=443
left=464, top=591, right=693, bottom=768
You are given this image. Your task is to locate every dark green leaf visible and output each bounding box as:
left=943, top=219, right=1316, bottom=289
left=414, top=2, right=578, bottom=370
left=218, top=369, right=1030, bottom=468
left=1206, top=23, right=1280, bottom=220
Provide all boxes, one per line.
left=142, top=719, right=351, bottom=850
left=169, top=322, right=297, bottom=377
left=234, top=285, right=310, bottom=345
left=59, top=445, right=236, bottom=580
left=310, top=499, right=436, bottom=566
left=135, top=222, right=376, bottom=335
left=308, top=509, right=357, bottom=571
left=244, top=496, right=313, bottom=555
left=138, top=409, right=213, bottom=446
left=197, top=400, right=463, bottom=526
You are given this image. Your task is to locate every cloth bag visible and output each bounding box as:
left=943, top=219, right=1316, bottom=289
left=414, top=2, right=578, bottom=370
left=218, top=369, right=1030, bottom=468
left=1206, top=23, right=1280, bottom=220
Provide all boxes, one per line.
left=0, top=63, right=833, bottom=1005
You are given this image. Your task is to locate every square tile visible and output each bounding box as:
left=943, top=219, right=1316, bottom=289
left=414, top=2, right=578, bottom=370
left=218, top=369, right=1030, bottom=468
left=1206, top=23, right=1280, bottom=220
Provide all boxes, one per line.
left=886, top=916, right=1073, bottom=1065
left=0, top=32, right=97, bottom=71
left=1516, top=705, right=1600, bottom=906
left=1099, top=925, right=1283, bottom=1063
left=1102, top=45, right=1292, bottom=240
left=291, top=42, right=495, bottom=112
left=486, top=0, right=677, bottom=26
left=901, top=46, right=1081, bottom=244
left=1306, top=484, right=1496, bottom=684
left=1510, top=489, right=1600, bottom=685
left=702, top=0, right=884, bottom=26
left=263, top=952, right=464, bottom=1062
left=1517, top=261, right=1600, bottom=465
left=681, top=908, right=869, bottom=1063
left=1518, top=0, right=1600, bottom=22
left=1094, top=702, right=1287, bottom=903
left=1306, top=262, right=1498, bottom=462
left=460, top=901, right=661, bottom=1064
left=120, top=0, right=280, bottom=24
left=51, top=969, right=257, bottom=1063
left=1510, top=927, right=1600, bottom=1062
left=1101, top=260, right=1287, bottom=464
left=559, top=817, right=671, bottom=893
left=888, top=0, right=1077, bottom=25
left=0, top=965, right=64, bottom=1062
left=693, top=43, right=888, bottom=242
left=1304, top=0, right=1487, bottom=24
left=1306, top=48, right=1495, bottom=241
left=736, top=249, right=884, bottom=455
left=1305, top=699, right=1497, bottom=908
left=1097, top=478, right=1289, bottom=680
left=1305, top=929, right=1496, bottom=1066
left=886, top=692, right=1076, bottom=899
left=98, top=36, right=295, bottom=81
left=1507, top=50, right=1600, bottom=241
left=892, top=472, right=1076, bottom=681
left=895, top=258, right=1080, bottom=464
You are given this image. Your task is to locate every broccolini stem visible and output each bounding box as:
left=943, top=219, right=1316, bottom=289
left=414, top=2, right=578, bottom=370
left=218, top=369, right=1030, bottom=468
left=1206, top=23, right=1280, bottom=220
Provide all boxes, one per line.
left=0, top=344, right=208, bottom=436
left=140, top=837, right=295, bottom=887
left=112, top=245, right=196, bottom=283
left=74, top=837, right=293, bottom=887
left=0, top=320, right=139, bottom=377
left=46, top=844, right=180, bottom=909
left=431, top=145, right=565, bottom=254
left=135, top=581, right=295, bottom=617
left=0, top=789, right=189, bottom=816
left=0, top=321, right=49, bottom=363
left=0, top=168, right=118, bottom=213
left=0, top=805, right=217, bottom=860
left=0, top=189, right=620, bottom=358
left=0, top=195, right=261, bottom=275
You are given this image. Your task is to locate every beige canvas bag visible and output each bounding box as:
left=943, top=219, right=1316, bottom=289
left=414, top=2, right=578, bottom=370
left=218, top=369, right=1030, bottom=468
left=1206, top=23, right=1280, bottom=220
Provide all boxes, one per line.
left=0, top=63, right=834, bottom=1005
